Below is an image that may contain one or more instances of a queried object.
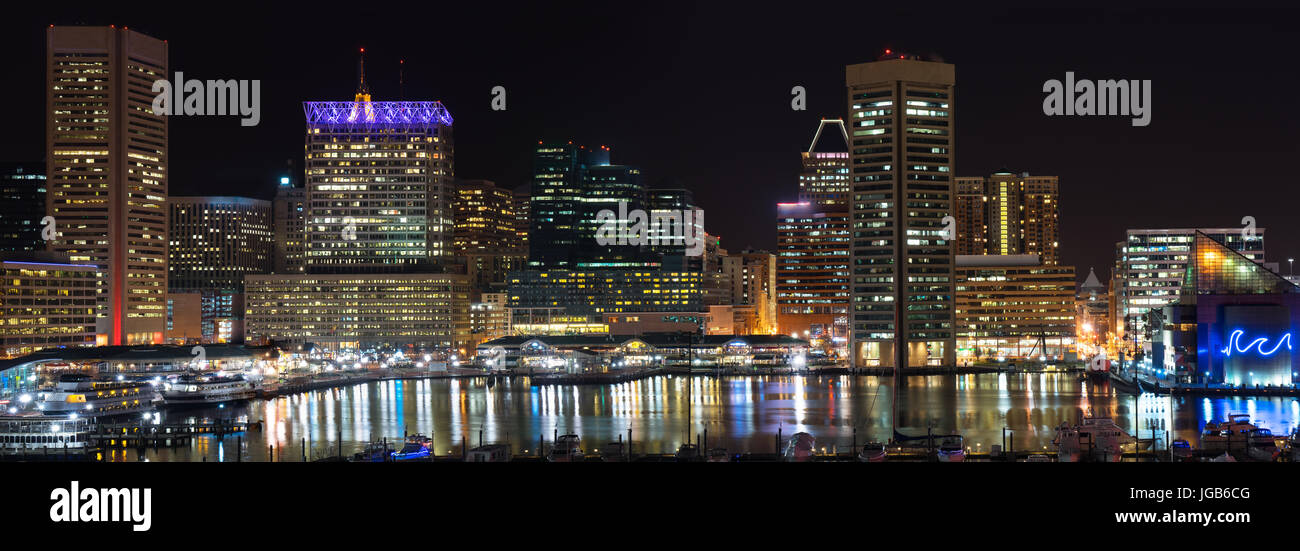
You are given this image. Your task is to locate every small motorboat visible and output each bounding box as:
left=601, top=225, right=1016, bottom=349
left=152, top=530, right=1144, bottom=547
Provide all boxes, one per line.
left=936, top=435, right=965, bottom=462
left=674, top=443, right=700, bottom=462
left=783, top=432, right=816, bottom=462
left=1024, top=454, right=1052, bottom=462
left=351, top=440, right=389, bottom=462
left=857, top=442, right=887, bottom=462
left=391, top=434, right=432, bottom=461
left=1171, top=438, right=1194, bottom=461
left=706, top=448, right=731, bottom=462
left=1246, top=428, right=1281, bottom=462
left=546, top=434, right=584, bottom=462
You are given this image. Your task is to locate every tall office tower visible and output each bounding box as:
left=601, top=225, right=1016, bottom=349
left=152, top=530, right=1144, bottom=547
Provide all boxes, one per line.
left=648, top=188, right=703, bottom=270
left=273, top=176, right=306, bottom=274
left=579, top=164, right=658, bottom=269
left=1117, top=228, right=1266, bottom=342
left=512, top=186, right=530, bottom=255
left=799, top=119, right=851, bottom=209
left=302, top=63, right=454, bottom=273
left=776, top=202, right=850, bottom=341
left=168, top=196, right=272, bottom=344
left=700, top=232, right=731, bottom=305
left=527, top=142, right=607, bottom=269
left=168, top=196, right=274, bottom=292
left=46, top=26, right=168, bottom=346
left=846, top=53, right=956, bottom=369
left=0, top=163, right=47, bottom=252
left=454, top=179, right=524, bottom=290
left=722, top=250, right=778, bottom=334
left=953, top=172, right=1060, bottom=264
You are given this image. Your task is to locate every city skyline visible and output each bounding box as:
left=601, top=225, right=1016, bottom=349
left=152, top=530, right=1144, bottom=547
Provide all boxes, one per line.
left=4, top=6, right=1298, bottom=283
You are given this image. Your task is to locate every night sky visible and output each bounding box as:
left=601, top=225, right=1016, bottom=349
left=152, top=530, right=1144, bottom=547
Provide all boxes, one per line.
left=5, top=4, right=1299, bottom=281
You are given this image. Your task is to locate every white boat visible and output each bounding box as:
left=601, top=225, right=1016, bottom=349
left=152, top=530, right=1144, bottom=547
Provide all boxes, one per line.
left=0, top=413, right=93, bottom=452
left=936, top=435, right=965, bottom=462
left=857, top=441, right=887, bottom=462
left=1055, top=417, right=1128, bottom=462
left=1053, top=423, right=1081, bottom=462
left=1245, top=428, right=1281, bottom=462
left=1025, top=454, right=1052, bottom=462
left=1203, top=414, right=1259, bottom=455
left=162, top=374, right=259, bottom=406
left=467, top=444, right=512, bottom=462
left=546, top=434, right=583, bottom=462
left=37, top=374, right=160, bottom=418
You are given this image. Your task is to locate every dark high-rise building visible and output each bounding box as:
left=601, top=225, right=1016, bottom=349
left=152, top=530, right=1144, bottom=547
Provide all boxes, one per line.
left=0, top=163, right=47, bottom=252
left=846, top=53, right=956, bottom=369
left=273, top=175, right=306, bottom=274
left=578, top=164, right=657, bottom=269
left=527, top=142, right=608, bottom=269
left=168, top=196, right=274, bottom=292
left=648, top=188, right=702, bottom=270
left=46, top=26, right=169, bottom=346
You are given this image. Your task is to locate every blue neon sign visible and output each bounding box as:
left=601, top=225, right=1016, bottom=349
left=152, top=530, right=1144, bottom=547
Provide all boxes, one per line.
left=1220, top=329, right=1293, bottom=357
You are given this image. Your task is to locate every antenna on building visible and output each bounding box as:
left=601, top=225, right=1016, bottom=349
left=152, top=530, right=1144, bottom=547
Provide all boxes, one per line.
left=399, top=59, right=405, bottom=101
left=355, top=47, right=371, bottom=102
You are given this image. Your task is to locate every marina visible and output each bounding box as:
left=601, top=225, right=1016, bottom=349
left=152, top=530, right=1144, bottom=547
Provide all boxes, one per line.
left=22, top=371, right=1289, bottom=463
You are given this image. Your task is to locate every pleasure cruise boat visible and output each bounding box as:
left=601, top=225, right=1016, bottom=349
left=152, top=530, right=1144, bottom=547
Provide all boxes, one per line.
left=38, top=374, right=160, bottom=418
left=162, top=373, right=259, bottom=406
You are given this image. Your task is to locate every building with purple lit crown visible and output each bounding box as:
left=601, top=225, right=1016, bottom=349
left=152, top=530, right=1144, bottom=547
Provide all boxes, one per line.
left=301, top=72, right=455, bottom=273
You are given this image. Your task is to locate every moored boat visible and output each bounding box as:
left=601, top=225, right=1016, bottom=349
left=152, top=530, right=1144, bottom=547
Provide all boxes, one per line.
left=546, top=434, right=583, bottom=462
left=391, top=434, right=432, bottom=461
left=37, top=374, right=160, bottom=418
left=857, top=441, right=887, bottom=462
left=936, top=435, right=965, bottom=462
left=162, top=374, right=259, bottom=406
left=783, top=432, right=816, bottom=462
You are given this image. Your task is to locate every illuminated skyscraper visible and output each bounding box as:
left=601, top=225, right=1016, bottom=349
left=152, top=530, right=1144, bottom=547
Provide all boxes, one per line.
left=45, top=26, right=168, bottom=345
left=302, top=58, right=454, bottom=273
left=799, top=119, right=850, bottom=209
left=776, top=202, right=850, bottom=341
left=845, top=53, right=956, bottom=368
left=954, top=172, right=1060, bottom=264
left=454, top=179, right=524, bottom=290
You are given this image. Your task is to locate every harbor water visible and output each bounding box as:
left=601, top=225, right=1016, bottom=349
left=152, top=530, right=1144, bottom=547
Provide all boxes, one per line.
left=105, top=373, right=1300, bottom=462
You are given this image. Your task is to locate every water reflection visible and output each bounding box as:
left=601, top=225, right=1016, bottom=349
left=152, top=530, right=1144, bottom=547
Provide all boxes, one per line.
left=112, top=373, right=1300, bottom=461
